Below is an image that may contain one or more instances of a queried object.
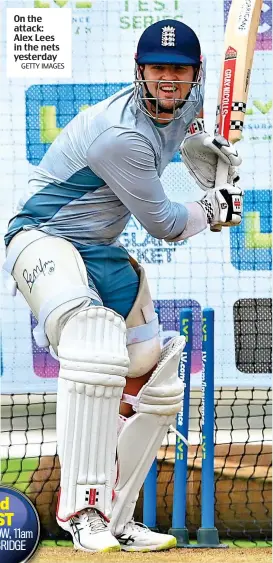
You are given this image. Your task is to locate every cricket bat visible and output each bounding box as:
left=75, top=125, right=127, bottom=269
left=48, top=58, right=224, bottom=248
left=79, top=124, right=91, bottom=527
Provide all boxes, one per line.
left=211, top=0, right=263, bottom=232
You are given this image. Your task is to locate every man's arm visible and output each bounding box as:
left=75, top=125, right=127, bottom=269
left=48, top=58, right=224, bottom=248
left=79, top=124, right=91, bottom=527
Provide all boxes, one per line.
left=87, top=127, right=242, bottom=242
left=87, top=128, right=192, bottom=242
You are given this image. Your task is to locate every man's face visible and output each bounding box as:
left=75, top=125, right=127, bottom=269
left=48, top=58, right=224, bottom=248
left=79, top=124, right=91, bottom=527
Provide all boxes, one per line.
left=139, top=63, right=195, bottom=121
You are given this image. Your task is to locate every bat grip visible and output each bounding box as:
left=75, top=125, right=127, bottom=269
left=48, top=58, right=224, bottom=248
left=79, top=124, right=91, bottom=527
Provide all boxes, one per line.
left=210, top=158, right=229, bottom=233
left=215, top=158, right=230, bottom=187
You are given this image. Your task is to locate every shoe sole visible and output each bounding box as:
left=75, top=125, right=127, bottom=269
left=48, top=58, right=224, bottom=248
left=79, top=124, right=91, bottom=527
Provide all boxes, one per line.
left=120, top=537, right=177, bottom=552
left=75, top=544, right=121, bottom=553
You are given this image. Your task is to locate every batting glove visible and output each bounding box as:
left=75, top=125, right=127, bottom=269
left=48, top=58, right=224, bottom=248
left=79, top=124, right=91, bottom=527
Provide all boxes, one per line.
left=180, top=119, right=242, bottom=191
left=198, top=184, right=243, bottom=228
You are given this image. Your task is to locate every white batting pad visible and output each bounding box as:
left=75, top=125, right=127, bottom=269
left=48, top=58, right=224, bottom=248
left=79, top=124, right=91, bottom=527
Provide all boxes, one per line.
left=110, top=336, right=185, bottom=535
left=56, top=306, right=129, bottom=521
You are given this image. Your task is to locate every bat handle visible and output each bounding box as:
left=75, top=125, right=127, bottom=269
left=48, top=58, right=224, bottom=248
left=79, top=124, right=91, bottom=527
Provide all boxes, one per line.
left=215, top=158, right=230, bottom=186
left=210, top=158, right=230, bottom=232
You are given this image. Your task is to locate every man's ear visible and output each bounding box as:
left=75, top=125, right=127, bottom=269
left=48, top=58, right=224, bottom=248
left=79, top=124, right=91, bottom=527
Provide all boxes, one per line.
left=138, top=64, right=145, bottom=80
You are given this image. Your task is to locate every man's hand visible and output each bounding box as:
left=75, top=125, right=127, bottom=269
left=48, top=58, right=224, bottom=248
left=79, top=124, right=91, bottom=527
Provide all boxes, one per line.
left=180, top=119, right=242, bottom=190
left=198, top=184, right=243, bottom=228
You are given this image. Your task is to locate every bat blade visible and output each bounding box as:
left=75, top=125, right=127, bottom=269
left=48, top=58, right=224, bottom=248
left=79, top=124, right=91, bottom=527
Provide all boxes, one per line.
left=215, top=0, right=263, bottom=144
left=211, top=0, right=263, bottom=233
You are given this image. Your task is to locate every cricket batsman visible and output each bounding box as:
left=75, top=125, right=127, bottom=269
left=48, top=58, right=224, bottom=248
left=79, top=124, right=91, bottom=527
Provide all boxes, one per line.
left=3, top=19, right=243, bottom=553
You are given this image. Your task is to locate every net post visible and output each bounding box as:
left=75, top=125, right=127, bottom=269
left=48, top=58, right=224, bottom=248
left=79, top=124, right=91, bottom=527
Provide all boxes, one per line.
left=196, top=308, right=227, bottom=548
left=168, top=308, right=192, bottom=546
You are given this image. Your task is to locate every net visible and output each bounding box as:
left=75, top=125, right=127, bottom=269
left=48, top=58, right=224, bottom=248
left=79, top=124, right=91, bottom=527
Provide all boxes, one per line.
left=1, top=387, right=272, bottom=542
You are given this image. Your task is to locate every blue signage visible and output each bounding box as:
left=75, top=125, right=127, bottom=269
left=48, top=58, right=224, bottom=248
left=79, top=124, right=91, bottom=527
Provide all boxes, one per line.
left=230, top=189, right=272, bottom=271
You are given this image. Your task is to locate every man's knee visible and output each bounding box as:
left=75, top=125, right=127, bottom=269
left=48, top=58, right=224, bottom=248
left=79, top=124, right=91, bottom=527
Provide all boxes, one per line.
left=125, top=263, right=161, bottom=378
left=119, top=261, right=162, bottom=417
